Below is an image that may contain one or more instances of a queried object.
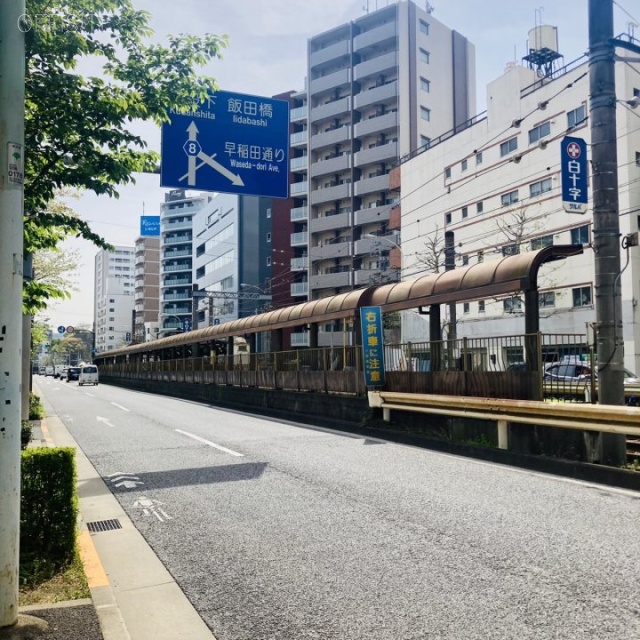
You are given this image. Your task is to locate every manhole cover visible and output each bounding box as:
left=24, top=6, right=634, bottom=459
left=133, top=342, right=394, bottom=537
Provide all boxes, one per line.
left=86, top=519, right=122, bottom=533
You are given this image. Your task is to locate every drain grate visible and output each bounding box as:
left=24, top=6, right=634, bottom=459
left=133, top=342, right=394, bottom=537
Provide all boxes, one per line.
left=86, top=519, right=122, bottom=533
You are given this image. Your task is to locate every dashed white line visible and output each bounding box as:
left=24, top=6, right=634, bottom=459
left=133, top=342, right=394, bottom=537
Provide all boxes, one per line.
left=110, top=402, right=131, bottom=412
left=175, top=429, right=244, bottom=457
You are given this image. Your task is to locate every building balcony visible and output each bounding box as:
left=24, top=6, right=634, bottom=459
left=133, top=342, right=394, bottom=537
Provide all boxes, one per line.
left=290, top=257, right=308, bottom=271
left=161, top=218, right=192, bottom=232
left=162, top=262, right=192, bottom=273
left=310, top=96, right=351, bottom=122
left=353, top=21, right=397, bottom=52
left=354, top=111, right=398, bottom=138
left=354, top=140, right=398, bottom=166
left=164, top=248, right=191, bottom=259
left=353, top=51, right=398, bottom=82
left=163, top=305, right=191, bottom=315
left=163, top=291, right=192, bottom=301
left=310, top=270, right=352, bottom=289
left=290, top=231, right=309, bottom=247
left=290, top=180, right=308, bottom=196
left=353, top=268, right=399, bottom=287
left=310, top=211, right=352, bottom=233
left=310, top=182, right=352, bottom=205
left=354, top=204, right=391, bottom=226
left=309, top=67, right=351, bottom=95
left=310, top=240, right=352, bottom=260
left=310, top=125, right=351, bottom=151
left=163, top=234, right=192, bottom=246
left=290, top=282, right=309, bottom=296
left=290, top=206, right=308, bottom=222
left=290, top=130, right=307, bottom=147
left=290, top=156, right=308, bottom=172
left=354, top=173, right=390, bottom=196
left=135, top=267, right=145, bottom=277
left=162, top=277, right=191, bottom=287
left=353, top=80, right=398, bottom=110
left=290, top=105, right=308, bottom=122
left=309, top=39, right=351, bottom=70
left=310, top=153, right=351, bottom=178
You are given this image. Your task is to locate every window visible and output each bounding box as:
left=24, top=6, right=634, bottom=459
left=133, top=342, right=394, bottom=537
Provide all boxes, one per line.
left=462, top=255, right=469, bottom=266
left=445, top=212, right=452, bottom=225
left=420, top=20, right=429, bottom=35
left=539, top=291, right=556, bottom=308
left=266, top=257, right=272, bottom=266
left=420, top=107, right=431, bottom=121
left=636, top=151, right=640, bottom=167
left=477, top=250, right=484, bottom=263
left=567, top=105, right=587, bottom=129
left=530, top=235, right=553, bottom=250
left=530, top=177, right=553, bottom=198
left=463, top=303, right=470, bottom=314
left=419, top=48, right=430, bottom=63
left=461, top=206, right=468, bottom=219
left=266, top=232, right=272, bottom=242
left=461, top=159, right=468, bottom=171
left=500, top=137, right=518, bottom=156
left=503, top=297, right=522, bottom=313
left=501, top=190, right=519, bottom=206
left=476, top=201, right=484, bottom=214
left=266, top=208, right=272, bottom=218
left=478, top=300, right=485, bottom=313
left=475, top=152, right=483, bottom=165
left=420, top=135, right=431, bottom=149
left=420, top=77, right=430, bottom=92
left=571, top=225, right=590, bottom=245
left=573, top=286, right=592, bottom=307
left=528, top=121, right=551, bottom=144
left=502, top=244, right=519, bottom=257
left=444, top=166, right=451, bottom=179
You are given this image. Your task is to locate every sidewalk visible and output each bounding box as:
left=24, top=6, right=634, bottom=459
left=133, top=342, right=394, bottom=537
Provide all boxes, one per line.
left=10, top=395, right=217, bottom=640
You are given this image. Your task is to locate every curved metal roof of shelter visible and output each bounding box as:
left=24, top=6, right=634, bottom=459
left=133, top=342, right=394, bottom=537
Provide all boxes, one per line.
left=102, top=245, right=582, bottom=358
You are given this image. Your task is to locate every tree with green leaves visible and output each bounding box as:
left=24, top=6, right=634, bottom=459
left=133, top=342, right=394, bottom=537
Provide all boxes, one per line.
left=23, top=0, right=227, bottom=311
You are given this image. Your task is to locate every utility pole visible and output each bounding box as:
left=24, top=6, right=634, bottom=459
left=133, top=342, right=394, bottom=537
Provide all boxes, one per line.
left=444, top=231, right=457, bottom=368
left=0, top=0, right=26, bottom=628
left=588, top=0, right=627, bottom=465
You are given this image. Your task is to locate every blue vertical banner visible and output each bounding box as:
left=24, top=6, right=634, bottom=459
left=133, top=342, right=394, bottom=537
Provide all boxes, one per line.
left=560, top=136, right=588, bottom=214
left=360, top=306, right=385, bottom=387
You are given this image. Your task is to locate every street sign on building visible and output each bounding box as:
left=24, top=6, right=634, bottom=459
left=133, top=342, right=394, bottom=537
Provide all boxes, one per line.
left=161, top=90, right=289, bottom=198
left=140, top=216, right=160, bottom=237
left=561, top=136, right=588, bottom=214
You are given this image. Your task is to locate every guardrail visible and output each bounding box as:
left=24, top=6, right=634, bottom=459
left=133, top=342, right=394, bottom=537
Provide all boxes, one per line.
left=367, top=390, right=640, bottom=450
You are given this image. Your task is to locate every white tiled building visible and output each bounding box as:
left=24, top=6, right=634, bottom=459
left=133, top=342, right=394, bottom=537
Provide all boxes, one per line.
left=399, top=37, right=640, bottom=370
left=94, top=245, right=135, bottom=352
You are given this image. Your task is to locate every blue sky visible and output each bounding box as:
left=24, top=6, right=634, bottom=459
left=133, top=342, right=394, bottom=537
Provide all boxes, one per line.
left=47, top=0, right=634, bottom=327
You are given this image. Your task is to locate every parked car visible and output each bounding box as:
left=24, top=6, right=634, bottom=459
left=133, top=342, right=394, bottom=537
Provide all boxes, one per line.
left=79, top=365, right=99, bottom=386
left=544, top=363, right=593, bottom=382
left=44, top=365, right=55, bottom=377
left=66, top=366, right=81, bottom=382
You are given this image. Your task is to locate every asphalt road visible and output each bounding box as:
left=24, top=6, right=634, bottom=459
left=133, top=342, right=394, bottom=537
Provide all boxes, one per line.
left=37, top=377, right=640, bottom=639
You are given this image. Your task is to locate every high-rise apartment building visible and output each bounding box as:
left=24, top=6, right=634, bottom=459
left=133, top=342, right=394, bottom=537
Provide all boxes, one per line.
left=159, top=189, right=207, bottom=337
left=133, top=235, right=160, bottom=342
left=94, top=245, right=135, bottom=352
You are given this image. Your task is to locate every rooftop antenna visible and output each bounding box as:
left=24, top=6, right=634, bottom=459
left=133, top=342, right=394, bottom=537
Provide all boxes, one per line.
left=426, top=2, right=435, bottom=14
left=363, top=0, right=369, bottom=13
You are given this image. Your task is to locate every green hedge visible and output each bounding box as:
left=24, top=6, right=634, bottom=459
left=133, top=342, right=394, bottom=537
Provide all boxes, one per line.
left=20, top=447, right=78, bottom=582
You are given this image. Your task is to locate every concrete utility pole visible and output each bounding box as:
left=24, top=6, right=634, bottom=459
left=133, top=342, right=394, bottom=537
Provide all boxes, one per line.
left=0, top=0, right=26, bottom=628
left=588, top=0, right=627, bottom=465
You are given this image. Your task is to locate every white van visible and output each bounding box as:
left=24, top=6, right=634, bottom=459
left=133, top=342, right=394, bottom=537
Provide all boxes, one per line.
left=79, top=364, right=99, bottom=386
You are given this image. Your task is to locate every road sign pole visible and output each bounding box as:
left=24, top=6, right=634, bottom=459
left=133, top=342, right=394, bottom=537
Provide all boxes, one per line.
left=588, top=0, right=626, bottom=465
left=0, top=1, right=25, bottom=628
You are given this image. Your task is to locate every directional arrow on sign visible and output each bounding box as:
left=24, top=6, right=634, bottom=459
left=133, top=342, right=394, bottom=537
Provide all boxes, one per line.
left=179, top=151, right=244, bottom=186
left=186, top=121, right=199, bottom=186
left=108, top=472, right=144, bottom=489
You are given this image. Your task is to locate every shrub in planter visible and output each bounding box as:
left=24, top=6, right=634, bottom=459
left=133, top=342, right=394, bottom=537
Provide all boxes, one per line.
left=21, top=421, right=32, bottom=450
left=28, top=392, right=45, bottom=420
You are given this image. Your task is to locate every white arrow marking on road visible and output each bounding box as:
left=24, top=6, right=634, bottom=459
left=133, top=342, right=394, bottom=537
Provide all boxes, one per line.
left=115, top=479, right=144, bottom=489
left=175, top=428, right=244, bottom=457
left=110, top=402, right=130, bottom=412
left=97, top=416, right=115, bottom=427
left=186, top=121, right=198, bottom=186
left=108, top=472, right=144, bottom=489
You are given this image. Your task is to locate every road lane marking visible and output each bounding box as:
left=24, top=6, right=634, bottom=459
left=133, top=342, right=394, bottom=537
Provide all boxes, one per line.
left=175, top=428, right=244, bottom=457
left=97, top=416, right=115, bottom=427
left=110, top=402, right=130, bottom=412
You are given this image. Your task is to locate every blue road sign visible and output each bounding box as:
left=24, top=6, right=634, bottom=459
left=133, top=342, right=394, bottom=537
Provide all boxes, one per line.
left=57, top=325, right=65, bottom=334
left=561, top=136, right=588, bottom=214
left=140, top=216, right=160, bottom=237
left=161, top=90, right=289, bottom=199
left=182, top=319, right=191, bottom=332
left=360, top=306, right=385, bottom=387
